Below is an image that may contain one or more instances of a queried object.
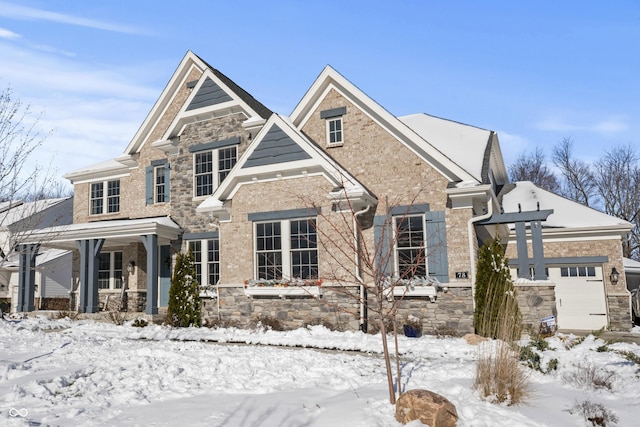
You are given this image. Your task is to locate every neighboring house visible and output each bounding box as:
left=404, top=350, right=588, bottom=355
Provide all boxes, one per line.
left=16, top=51, right=634, bottom=333
left=0, top=198, right=74, bottom=311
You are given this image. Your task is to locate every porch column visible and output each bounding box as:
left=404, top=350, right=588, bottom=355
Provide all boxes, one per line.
left=17, top=244, right=38, bottom=312
left=515, top=221, right=529, bottom=279
left=530, top=220, right=547, bottom=280
left=76, top=239, right=105, bottom=313
left=141, top=234, right=159, bottom=315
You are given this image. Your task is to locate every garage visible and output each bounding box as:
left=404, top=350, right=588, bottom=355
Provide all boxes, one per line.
left=549, top=265, right=608, bottom=331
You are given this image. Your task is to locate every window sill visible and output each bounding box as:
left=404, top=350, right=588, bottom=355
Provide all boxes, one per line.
left=326, top=142, right=344, bottom=148
left=244, top=286, right=322, bottom=298
left=388, top=286, right=437, bottom=302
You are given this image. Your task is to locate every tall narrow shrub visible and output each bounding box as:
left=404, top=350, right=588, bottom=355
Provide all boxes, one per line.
left=474, top=237, right=521, bottom=340
left=166, top=251, right=201, bottom=327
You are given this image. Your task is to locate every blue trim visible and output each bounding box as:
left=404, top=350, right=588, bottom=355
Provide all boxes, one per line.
left=150, top=159, right=168, bottom=167
left=248, top=207, right=321, bottom=222
left=389, top=203, right=430, bottom=216
left=189, top=137, right=241, bottom=153
left=320, top=107, right=347, bottom=119
left=183, top=231, right=220, bottom=240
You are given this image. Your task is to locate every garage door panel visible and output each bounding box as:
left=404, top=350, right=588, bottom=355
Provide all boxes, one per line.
left=554, top=271, right=607, bottom=331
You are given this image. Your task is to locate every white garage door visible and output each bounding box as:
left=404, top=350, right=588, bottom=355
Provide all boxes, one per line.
left=550, top=266, right=608, bottom=331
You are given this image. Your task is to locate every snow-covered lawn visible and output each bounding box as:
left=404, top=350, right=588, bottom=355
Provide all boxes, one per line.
left=1, top=317, right=639, bottom=426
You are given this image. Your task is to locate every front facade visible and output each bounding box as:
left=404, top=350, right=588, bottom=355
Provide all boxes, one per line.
left=16, top=51, right=634, bottom=333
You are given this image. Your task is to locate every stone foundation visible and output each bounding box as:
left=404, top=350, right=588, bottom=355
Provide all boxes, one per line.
left=607, top=293, right=632, bottom=331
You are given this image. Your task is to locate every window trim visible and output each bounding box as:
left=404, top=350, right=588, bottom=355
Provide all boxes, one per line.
left=253, top=217, right=318, bottom=282
left=192, top=145, right=238, bottom=199
left=90, top=179, right=120, bottom=216
left=393, top=213, right=428, bottom=279
left=187, top=236, right=220, bottom=287
left=326, top=116, right=343, bottom=146
left=98, top=251, right=123, bottom=290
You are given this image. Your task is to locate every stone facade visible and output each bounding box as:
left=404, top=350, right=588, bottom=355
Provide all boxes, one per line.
left=514, top=282, right=556, bottom=331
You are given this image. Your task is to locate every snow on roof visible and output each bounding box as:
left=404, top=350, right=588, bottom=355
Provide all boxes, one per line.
left=624, top=257, right=640, bottom=273
left=502, top=181, right=632, bottom=229
left=0, top=198, right=67, bottom=228
left=1, top=248, right=71, bottom=269
left=398, top=113, right=492, bottom=182
left=63, top=158, right=128, bottom=181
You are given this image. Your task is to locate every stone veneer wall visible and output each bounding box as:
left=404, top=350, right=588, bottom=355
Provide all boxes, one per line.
left=607, top=294, right=632, bottom=331
left=203, top=285, right=361, bottom=331
left=202, top=284, right=475, bottom=334
left=514, top=282, right=557, bottom=331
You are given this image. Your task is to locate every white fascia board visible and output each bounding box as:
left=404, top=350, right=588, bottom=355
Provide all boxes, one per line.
left=507, top=225, right=631, bottom=243
left=290, top=67, right=475, bottom=183
left=446, top=184, right=492, bottom=209
left=125, top=52, right=207, bottom=155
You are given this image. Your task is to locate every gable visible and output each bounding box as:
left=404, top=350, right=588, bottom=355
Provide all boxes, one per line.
left=186, top=77, right=233, bottom=111
left=243, top=124, right=311, bottom=168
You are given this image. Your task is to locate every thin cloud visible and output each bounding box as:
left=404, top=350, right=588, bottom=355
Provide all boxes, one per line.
left=536, top=117, right=628, bottom=134
left=0, top=1, right=145, bottom=34
left=0, top=27, right=21, bottom=39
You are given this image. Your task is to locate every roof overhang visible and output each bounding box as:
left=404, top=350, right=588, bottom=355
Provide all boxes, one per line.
left=21, top=217, right=183, bottom=250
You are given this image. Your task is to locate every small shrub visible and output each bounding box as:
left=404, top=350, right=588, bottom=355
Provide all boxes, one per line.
left=252, top=315, right=284, bottom=331
left=56, top=310, right=79, bottom=321
left=562, top=362, right=616, bottom=391
left=519, top=345, right=542, bottom=371
left=131, top=317, right=148, bottom=328
left=592, top=327, right=606, bottom=337
left=616, top=350, right=640, bottom=365
left=547, top=358, right=559, bottom=372
left=565, top=335, right=586, bottom=350
left=203, top=317, right=241, bottom=329
left=475, top=340, right=531, bottom=405
left=434, top=324, right=459, bottom=338
left=596, top=345, right=609, bottom=353
left=569, top=400, right=618, bottom=426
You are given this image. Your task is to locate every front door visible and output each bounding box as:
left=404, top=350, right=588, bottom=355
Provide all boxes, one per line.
left=159, top=245, right=171, bottom=307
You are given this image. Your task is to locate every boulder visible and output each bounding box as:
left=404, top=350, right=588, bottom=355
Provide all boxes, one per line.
left=395, top=389, right=458, bottom=426
left=463, top=333, right=486, bottom=346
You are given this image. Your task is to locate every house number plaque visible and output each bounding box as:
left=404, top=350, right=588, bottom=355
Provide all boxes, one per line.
left=455, top=271, right=468, bottom=279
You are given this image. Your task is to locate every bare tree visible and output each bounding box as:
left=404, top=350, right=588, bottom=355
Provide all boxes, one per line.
left=508, top=146, right=561, bottom=194
left=552, top=137, right=596, bottom=206
left=592, top=145, right=640, bottom=259
left=0, top=86, right=69, bottom=268
left=299, top=186, right=443, bottom=404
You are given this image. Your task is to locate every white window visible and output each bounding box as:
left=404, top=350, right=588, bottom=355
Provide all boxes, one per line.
left=326, top=117, right=343, bottom=145
left=90, top=180, right=120, bottom=215
left=394, top=214, right=427, bottom=278
left=193, top=147, right=237, bottom=198
left=255, top=218, right=318, bottom=280
left=561, top=266, right=596, bottom=277
left=98, top=251, right=123, bottom=290
left=154, top=165, right=166, bottom=203
left=188, top=239, right=220, bottom=286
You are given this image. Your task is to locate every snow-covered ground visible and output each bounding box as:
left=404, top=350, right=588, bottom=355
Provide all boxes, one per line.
left=1, top=316, right=639, bottom=427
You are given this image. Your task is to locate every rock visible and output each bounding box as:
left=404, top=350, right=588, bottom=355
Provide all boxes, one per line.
left=395, top=389, right=458, bottom=426
left=463, top=333, right=486, bottom=345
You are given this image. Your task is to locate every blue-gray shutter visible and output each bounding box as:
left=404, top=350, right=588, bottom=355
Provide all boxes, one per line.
left=145, top=166, right=153, bottom=205
left=163, top=164, right=170, bottom=202
left=373, top=215, right=392, bottom=277
left=426, top=211, right=449, bottom=283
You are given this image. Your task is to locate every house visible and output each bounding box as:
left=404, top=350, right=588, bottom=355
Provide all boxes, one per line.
left=15, top=51, right=634, bottom=333
left=0, top=198, right=74, bottom=312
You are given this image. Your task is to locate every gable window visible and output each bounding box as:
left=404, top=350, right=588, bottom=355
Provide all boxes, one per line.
left=188, top=237, right=220, bottom=287
left=395, top=214, right=427, bottom=278
left=90, top=180, right=120, bottom=215
left=98, top=251, right=123, bottom=290
left=255, top=217, right=317, bottom=280
left=190, top=138, right=240, bottom=198
left=320, top=106, right=346, bottom=147
left=327, top=117, right=343, bottom=145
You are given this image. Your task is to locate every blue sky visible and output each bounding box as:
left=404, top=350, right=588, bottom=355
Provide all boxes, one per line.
left=1, top=0, right=639, bottom=186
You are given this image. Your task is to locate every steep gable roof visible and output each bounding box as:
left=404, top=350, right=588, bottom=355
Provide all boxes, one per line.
left=398, top=113, right=506, bottom=184
left=197, top=114, right=375, bottom=214
left=290, top=66, right=478, bottom=185
left=64, top=51, right=272, bottom=181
